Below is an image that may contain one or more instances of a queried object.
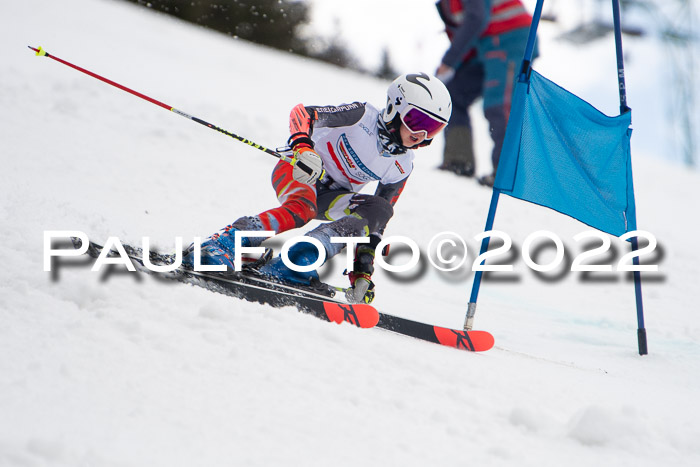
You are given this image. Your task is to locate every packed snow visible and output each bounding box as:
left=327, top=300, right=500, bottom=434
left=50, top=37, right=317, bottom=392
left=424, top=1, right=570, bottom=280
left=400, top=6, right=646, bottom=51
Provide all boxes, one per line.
left=1, top=0, right=699, bottom=466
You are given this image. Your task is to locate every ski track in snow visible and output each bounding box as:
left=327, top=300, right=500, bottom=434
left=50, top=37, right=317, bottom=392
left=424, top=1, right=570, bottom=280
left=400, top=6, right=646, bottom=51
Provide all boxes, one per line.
left=1, top=0, right=699, bottom=466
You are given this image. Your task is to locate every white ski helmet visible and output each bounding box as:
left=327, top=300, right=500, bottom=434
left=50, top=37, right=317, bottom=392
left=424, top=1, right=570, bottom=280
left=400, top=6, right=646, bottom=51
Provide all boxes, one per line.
left=382, top=72, right=452, bottom=140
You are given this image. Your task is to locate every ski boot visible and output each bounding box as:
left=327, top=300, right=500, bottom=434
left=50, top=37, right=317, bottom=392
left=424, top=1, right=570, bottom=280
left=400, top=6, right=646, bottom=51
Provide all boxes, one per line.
left=182, top=216, right=263, bottom=271
left=256, top=240, right=321, bottom=286
left=438, top=125, right=476, bottom=177
left=478, top=172, right=495, bottom=187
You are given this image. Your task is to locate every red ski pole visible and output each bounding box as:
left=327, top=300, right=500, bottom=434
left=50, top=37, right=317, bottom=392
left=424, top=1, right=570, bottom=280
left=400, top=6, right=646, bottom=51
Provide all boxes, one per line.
left=28, top=46, right=290, bottom=162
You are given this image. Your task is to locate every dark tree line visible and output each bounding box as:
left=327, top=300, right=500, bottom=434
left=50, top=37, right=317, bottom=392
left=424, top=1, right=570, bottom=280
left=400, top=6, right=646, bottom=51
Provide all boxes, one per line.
left=122, top=0, right=396, bottom=78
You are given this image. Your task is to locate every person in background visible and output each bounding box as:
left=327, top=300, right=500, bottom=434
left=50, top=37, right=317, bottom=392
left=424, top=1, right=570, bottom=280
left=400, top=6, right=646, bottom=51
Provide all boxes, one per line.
left=435, top=0, right=537, bottom=187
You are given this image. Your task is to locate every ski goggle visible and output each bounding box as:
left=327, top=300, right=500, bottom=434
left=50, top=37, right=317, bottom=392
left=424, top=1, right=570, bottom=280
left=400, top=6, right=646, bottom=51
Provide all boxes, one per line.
left=400, top=106, right=447, bottom=139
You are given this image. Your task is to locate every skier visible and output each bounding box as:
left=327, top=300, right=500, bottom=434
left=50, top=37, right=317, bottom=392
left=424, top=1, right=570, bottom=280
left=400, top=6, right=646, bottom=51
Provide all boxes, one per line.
left=182, top=73, right=452, bottom=304
left=435, top=0, right=537, bottom=186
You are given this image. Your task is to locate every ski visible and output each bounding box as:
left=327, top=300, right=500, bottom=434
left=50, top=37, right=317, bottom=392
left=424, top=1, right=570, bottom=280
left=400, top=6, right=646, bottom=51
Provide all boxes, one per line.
left=376, top=314, right=494, bottom=352
left=72, top=238, right=493, bottom=351
left=76, top=238, right=379, bottom=328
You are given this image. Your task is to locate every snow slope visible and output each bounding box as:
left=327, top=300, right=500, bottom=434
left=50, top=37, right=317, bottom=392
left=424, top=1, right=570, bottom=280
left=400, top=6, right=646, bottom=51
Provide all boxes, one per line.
left=1, top=0, right=699, bottom=466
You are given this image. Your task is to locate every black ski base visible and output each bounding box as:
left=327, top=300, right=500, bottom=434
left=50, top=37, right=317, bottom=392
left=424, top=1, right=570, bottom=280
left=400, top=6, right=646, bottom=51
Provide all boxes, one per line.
left=71, top=238, right=494, bottom=351
left=75, top=238, right=379, bottom=328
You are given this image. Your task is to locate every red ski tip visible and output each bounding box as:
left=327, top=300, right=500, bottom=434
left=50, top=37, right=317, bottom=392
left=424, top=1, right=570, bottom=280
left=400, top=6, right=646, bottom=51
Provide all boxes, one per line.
left=433, top=327, right=495, bottom=352
left=323, top=302, right=379, bottom=328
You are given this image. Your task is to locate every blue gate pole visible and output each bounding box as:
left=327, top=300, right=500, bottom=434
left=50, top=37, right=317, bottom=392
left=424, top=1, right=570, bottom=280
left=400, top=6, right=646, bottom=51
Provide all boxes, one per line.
left=612, top=0, right=647, bottom=355
left=464, top=0, right=545, bottom=331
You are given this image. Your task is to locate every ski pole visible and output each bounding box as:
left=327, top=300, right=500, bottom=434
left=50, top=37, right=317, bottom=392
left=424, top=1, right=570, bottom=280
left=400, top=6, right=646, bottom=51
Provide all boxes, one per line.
left=28, top=46, right=291, bottom=163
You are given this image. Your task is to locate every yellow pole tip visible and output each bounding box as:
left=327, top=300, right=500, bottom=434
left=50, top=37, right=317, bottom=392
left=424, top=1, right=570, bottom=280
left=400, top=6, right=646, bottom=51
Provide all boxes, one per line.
left=35, top=46, right=47, bottom=57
